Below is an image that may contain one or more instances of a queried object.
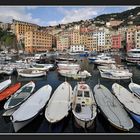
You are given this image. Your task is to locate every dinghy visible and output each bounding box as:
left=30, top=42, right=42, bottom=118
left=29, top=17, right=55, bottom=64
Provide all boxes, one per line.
left=11, top=85, right=52, bottom=132
left=112, top=83, right=140, bottom=124
left=57, top=63, right=80, bottom=71
left=58, top=69, right=91, bottom=79
left=4, top=81, right=35, bottom=110
left=0, top=79, right=11, bottom=93
left=99, top=69, right=132, bottom=80
left=94, top=84, right=133, bottom=131
left=129, top=82, right=140, bottom=98
left=45, top=82, right=72, bottom=123
left=18, top=69, right=46, bottom=78
left=72, top=82, right=97, bottom=128
left=0, top=83, right=21, bottom=102
left=30, top=63, right=54, bottom=71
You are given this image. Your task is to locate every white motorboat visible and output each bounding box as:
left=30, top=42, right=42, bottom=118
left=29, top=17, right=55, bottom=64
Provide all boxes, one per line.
left=58, top=69, right=91, bottom=79
left=112, top=83, right=140, bottom=124
left=97, top=64, right=127, bottom=71
left=57, top=63, right=80, bottom=71
left=94, top=84, right=133, bottom=131
left=18, top=69, right=46, bottom=78
left=11, top=85, right=52, bottom=132
left=99, top=69, right=132, bottom=80
left=45, top=82, right=72, bottom=123
left=30, top=63, right=54, bottom=71
left=72, top=82, right=97, bottom=128
left=0, top=66, right=14, bottom=75
left=94, top=57, right=115, bottom=65
left=126, top=48, right=140, bottom=63
left=4, top=81, right=35, bottom=110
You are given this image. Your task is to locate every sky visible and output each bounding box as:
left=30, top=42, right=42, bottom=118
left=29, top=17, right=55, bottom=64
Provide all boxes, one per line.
left=0, top=6, right=138, bottom=26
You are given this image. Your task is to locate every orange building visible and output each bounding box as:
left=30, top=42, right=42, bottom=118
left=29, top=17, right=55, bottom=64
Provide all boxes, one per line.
left=12, top=19, right=39, bottom=43
left=25, top=31, right=53, bottom=53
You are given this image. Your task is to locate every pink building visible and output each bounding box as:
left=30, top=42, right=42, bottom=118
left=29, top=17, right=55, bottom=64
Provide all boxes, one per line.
left=111, top=34, right=121, bottom=50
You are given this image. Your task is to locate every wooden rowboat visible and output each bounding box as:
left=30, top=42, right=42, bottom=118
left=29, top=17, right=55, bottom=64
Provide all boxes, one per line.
left=0, top=83, right=21, bottom=101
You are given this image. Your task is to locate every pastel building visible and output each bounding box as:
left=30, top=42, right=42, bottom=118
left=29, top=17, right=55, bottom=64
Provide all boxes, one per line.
left=12, top=19, right=39, bottom=43
left=135, top=28, right=140, bottom=48
left=93, top=29, right=106, bottom=52
left=56, top=36, right=69, bottom=51
left=25, top=30, right=52, bottom=53
left=126, top=27, right=136, bottom=51
left=70, top=44, right=85, bottom=52
left=111, top=34, right=122, bottom=50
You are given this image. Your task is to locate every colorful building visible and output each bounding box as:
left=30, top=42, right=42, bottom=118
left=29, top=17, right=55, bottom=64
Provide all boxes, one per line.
left=25, top=30, right=52, bottom=53
left=126, top=27, right=136, bottom=51
left=111, top=34, right=121, bottom=50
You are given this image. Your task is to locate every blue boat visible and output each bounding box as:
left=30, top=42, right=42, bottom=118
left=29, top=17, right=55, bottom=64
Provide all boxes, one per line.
left=79, top=52, right=89, bottom=57
left=88, top=57, right=97, bottom=63
left=112, top=83, right=140, bottom=124
left=128, top=111, right=140, bottom=124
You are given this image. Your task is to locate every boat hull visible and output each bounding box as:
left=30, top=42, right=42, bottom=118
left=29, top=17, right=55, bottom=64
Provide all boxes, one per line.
left=59, top=72, right=89, bottom=79
left=0, top=83, right=21, bottom=102
left=74, top=116, right=95, bottom=128
left=100, top=71, right=132, bottom=80
left=129, top=111, right=140, bottom=124
left=12, top=117, right=35, bottom=132
left=19, top=72, right=46, bottom=78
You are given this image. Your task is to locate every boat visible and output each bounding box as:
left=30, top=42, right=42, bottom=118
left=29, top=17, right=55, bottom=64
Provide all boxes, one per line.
left=57, top=63, right=80, bottom=71
left=4, top=81, right=35, bottom=110
left=97, top=64, right=127, bottom=71
left=0, top=79, right=12, bottom=93
left=58, top=69, right=91, bottom=79
left=72, top=82, right=97, bottom=128
left=30, top=63, right=54, bottom=71
left=79, top=52, right=89, bottom=57
left=10, top=85, right=52, bottom=132
left=126, top=48, right=140, bottom=64
left=129, top=82, right=140, bottom=98
left=88, top=53, right=108, bottom=63
left=45, top=81, right=72, bottom=123
left=0, top=65, right=14, bottom=75
left=0, top=83, right=21, bottom=102
left=112, top=83, right=140, bottom=124
left=99, top=69, right=132, bottom=80
left=94, top=57, right=116, bottom=66
left=94, top=84, right=133, bottom=131
left=18, top=69, right=46, bottom=78
left=56, top=57, right=77, bottom=63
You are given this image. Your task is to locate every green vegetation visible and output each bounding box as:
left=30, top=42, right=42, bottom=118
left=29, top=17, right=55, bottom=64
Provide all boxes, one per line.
left=0, top=28, right=17, bottom=50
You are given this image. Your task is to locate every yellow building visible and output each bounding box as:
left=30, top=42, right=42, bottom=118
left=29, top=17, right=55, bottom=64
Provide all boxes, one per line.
left=86, top=32, right=97, bottom=51
left=70, top=30, right=88, bottom=50
left=25, top=31, right=53, bottom=53
left=12, top=19, right=39, bottom=43
left=105, top=33, right=111, bottom=51
left=70, top=30, right=81, bottom=45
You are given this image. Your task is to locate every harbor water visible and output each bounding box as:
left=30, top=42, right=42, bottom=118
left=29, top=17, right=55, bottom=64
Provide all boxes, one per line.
left=0, top=55, right=140, bottom=133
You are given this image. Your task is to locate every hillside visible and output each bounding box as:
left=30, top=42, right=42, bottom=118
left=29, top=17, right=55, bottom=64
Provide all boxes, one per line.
left=53, top=7, right=140, bottom=29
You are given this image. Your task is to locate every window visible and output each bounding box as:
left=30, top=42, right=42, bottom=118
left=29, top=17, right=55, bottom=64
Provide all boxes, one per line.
left=77, top=91, right=82, bottom=97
